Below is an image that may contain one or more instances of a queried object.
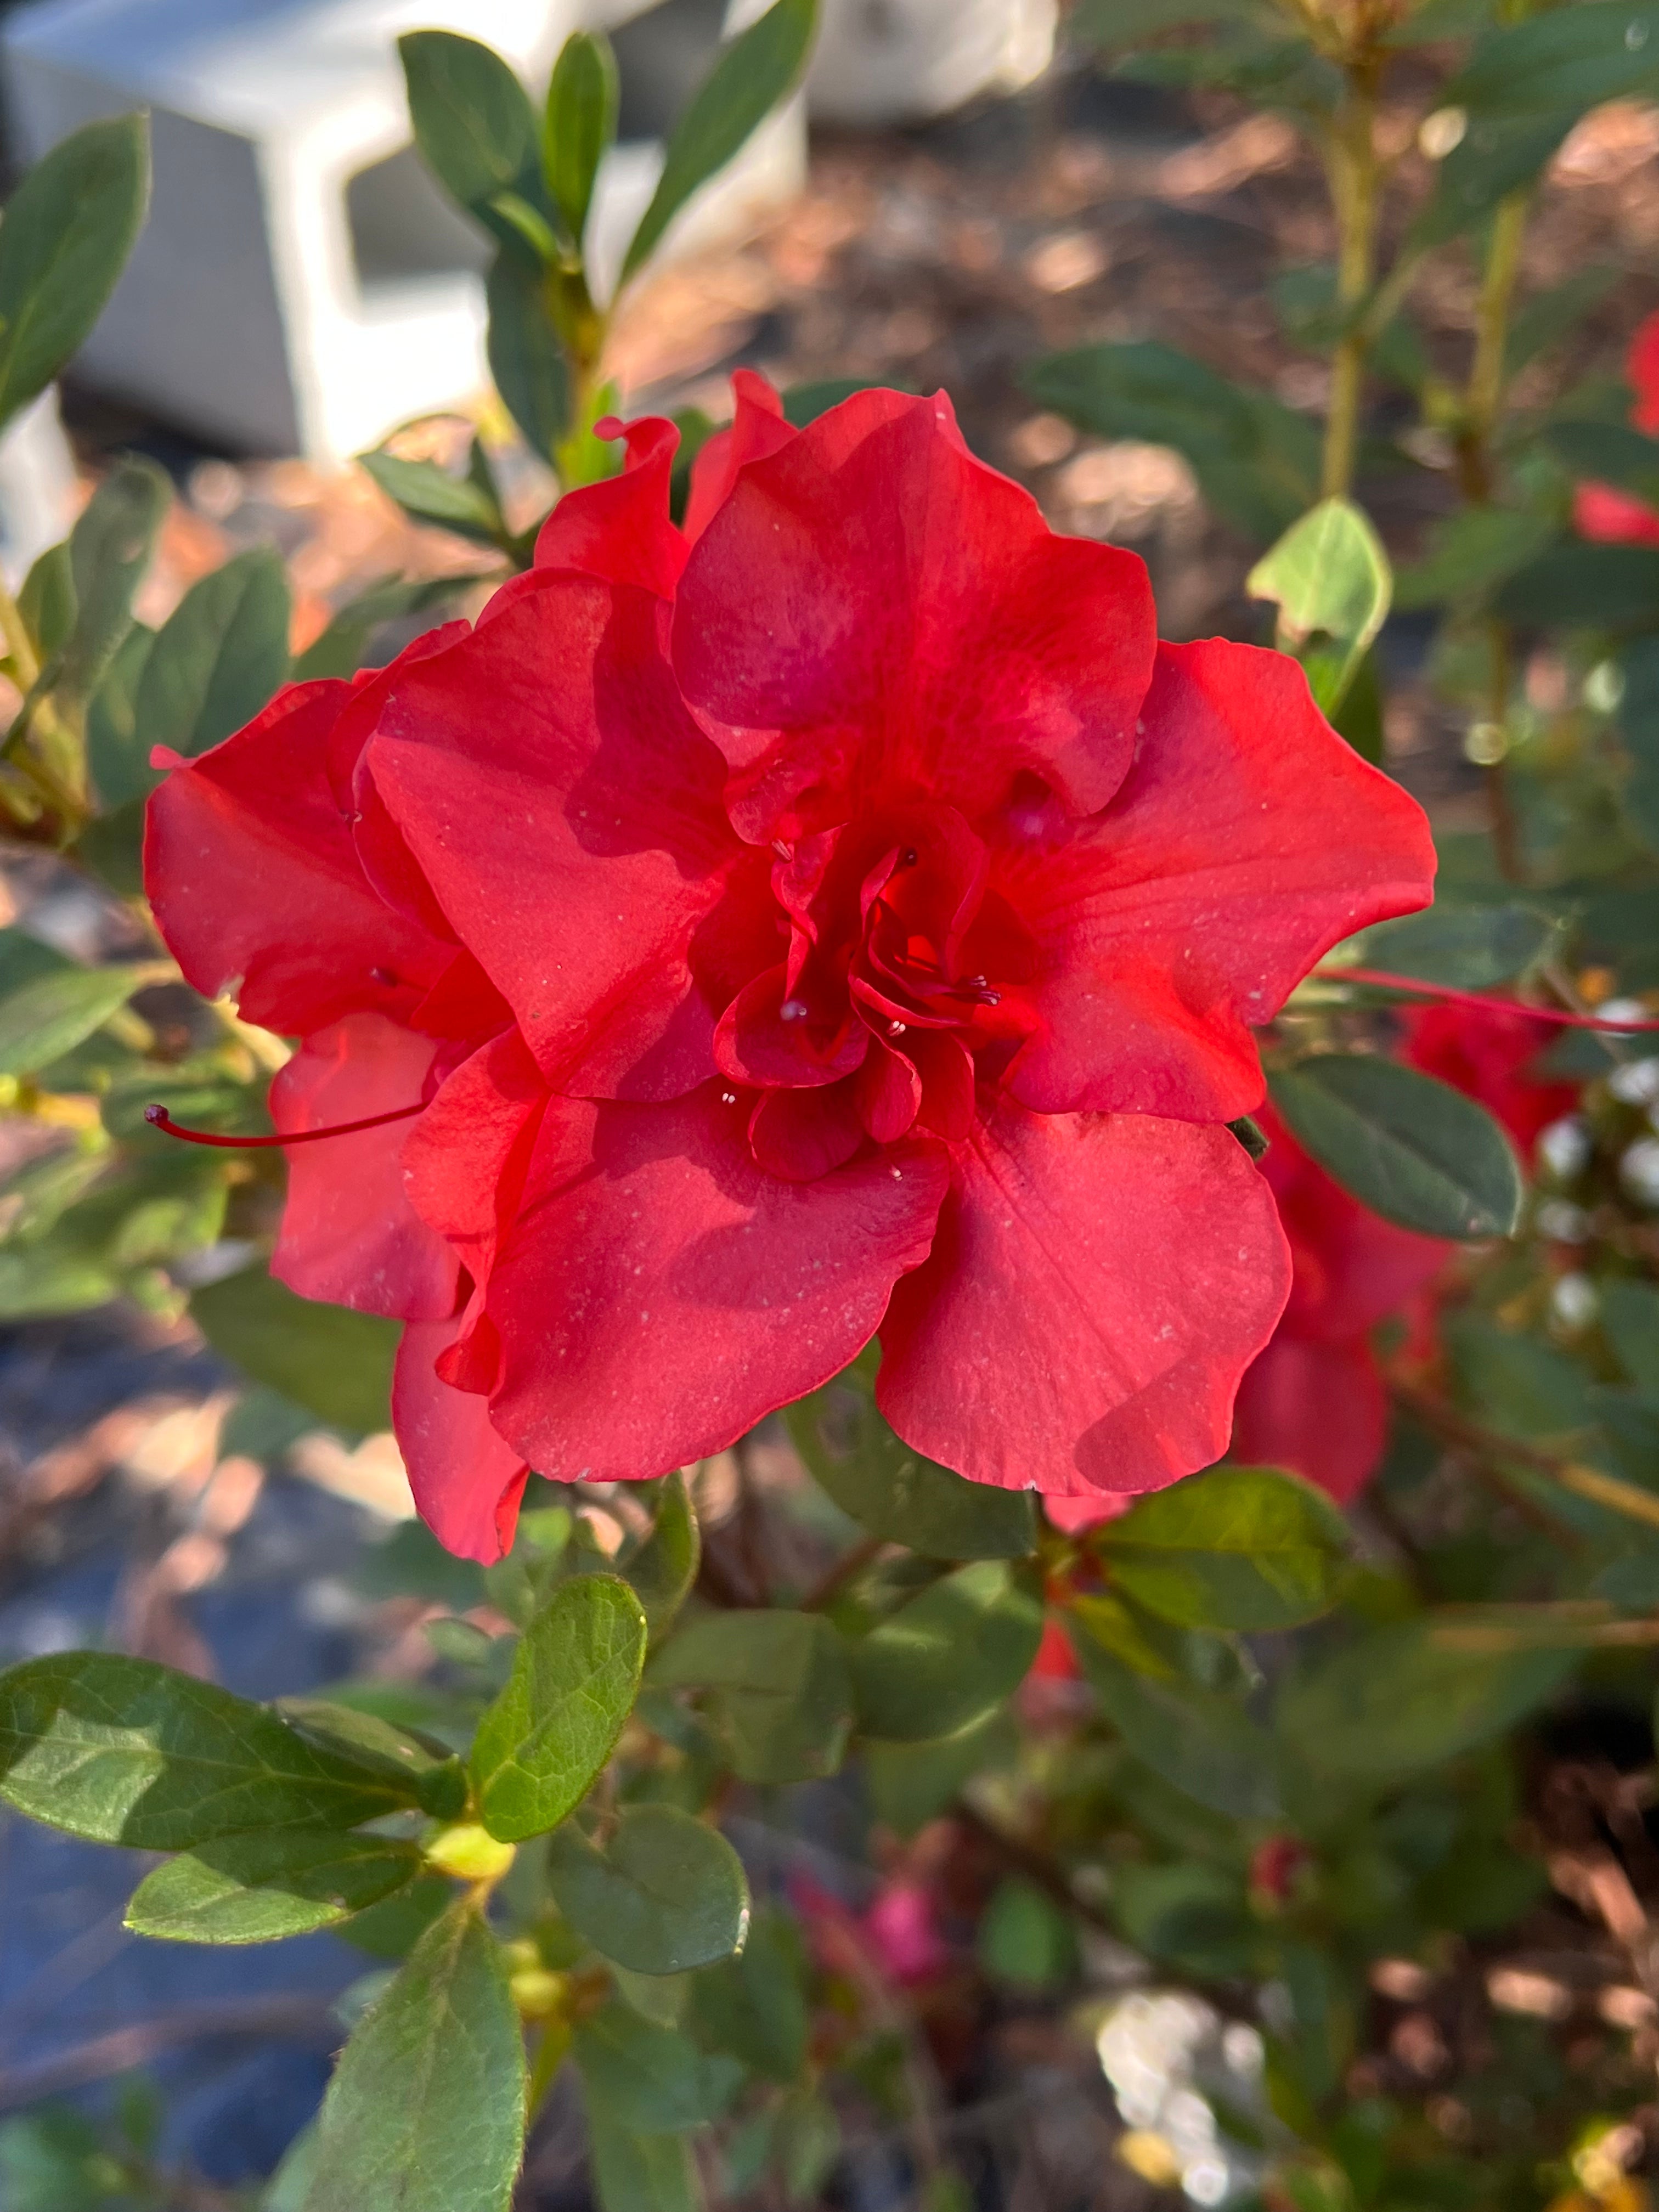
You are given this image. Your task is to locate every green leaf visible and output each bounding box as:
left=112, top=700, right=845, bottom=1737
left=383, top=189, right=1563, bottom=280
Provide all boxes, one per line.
left=273, top=1697, right=467, bottom=1820
left=470, top=1574, right=646, bottom=1840
left=850, top=1561, right=1043, bottom=1743
left=1602, top=1279, right=1659, bottom=1392
left=0, top=1650, right=414, bottom=1847
left=486, top=249, right=573, bottom=464
left=1506, top=267, right=1620, bottom=378
left=57, top=456, right=170, bottom=710
left=132, top=546, right=290, bottom=766
left=620, top=0, right=816, bottom=286
left=1268, top=1053, right=1522, bottom=1239
left=358, top=447, right=507, bottom=545
left=1443, top=1, right=1659, bottom=120
left=648, top=1609, right=851, bottom=1783
left=190, top=1265, right=399, bottom=1434
left=544, top=31, right=618, bottom=246
left=398, top=32, right=540, bottom=221
left=306, top=1901, right=527, bottom=2212
left=787, top=1380, right=1035, bottom=1559
left=864, top=1706, right=1018, bottom=1839
left=1070, top=0, right=1271, bottom=47
left=586, top=2120, right=702, bottom=2212
left=0, top=115, right=150, bottom=436
left=1112, top=1861, right=1255, bottom=1977
left=575, top=1997, right=742, bottom=2132
left=1352, top=901, right=1558, bottom=988
left=1023, top=340, right=1318, bottom=542
left=1414, top=111, right=1583, bottom=246
left=546, top=1803, right=748, bottom=1972
left=292, top=574, right=463, bottom=681
left=19, top=541, right=75, bottom=659
left=1100, top=1465, right=1349, bottom=1632
left=1547, top=418, right=1659, bottom=506
left=775, top=2088, right=840, bottom=2204
left=0, top=1241, right=119, bottom=1319
left=1247, top=497, right=1391, bottom=715
left=1277, top=1618, right=1576, bottom=1781
left=687, top=1909, right=808, bottom=2082
left=622, top=1472, right=701, bottom=1643
left=977, top=1877, right=1077, bottom=1988
left=84, top=619, right=155, bottom=808
left=781, top=377, right=898, bottom=426
left=1496, top=540, right=1659, bottom=628
left=0, top=962, right=158, bottom=1078
left=124, top=1827, right=422, bottom=1944
left=1074, top=1642, right=1283, bottom=1819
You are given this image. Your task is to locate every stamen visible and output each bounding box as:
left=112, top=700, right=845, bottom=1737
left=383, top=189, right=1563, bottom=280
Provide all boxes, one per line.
left=899, top=847, right=918, bottom=866
left=771, top=839, right=791, bottom=860
left=887, top=1019, right=907, bottom=1036
left=720, top=1090, right=739, bottom=1105
left=1324, top=967, right=1659, bottom=1031
left=144, top=1099, right=426, bottom=1149
left=780, top=997, right=809, bottom=1022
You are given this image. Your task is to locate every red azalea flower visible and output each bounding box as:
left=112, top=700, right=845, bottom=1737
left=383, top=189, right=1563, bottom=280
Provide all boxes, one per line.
left=1229, top=1105, right=1448, bottom=1503
left=147, top=376, right=1434, bottom=1559
left=1573, top=310, right=1659, bottom=545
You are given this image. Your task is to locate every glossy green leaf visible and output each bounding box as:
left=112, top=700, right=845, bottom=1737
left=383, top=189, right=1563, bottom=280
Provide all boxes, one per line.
left=358, top=448, right=506, bottom=546
left=1101, top=1465, right=1348, bottom=1632
left=575, top=1997, right=742, bottom=2132
left=1074, top=1643, right=1283, bottom=1820
left=850, top=1561, right=1043, bottom=1743
left=292, top=574, right=463, bottom=681
left=0, top=1650, right=414, bottom=1848
left=273, top=1698, right=467, bottom=1820
left=787, top=1382, right=1035, bottom=1558
left=648, top=1609, right=851, bottom=1783
left=1024, top=340, right=1318, bottom=541
left=0, top=962, right=157, bottom=1078
left=544, top=30, right=618, bottom=246
left=687, top=1910, right=808, bottom=2083
left=0, top=115, right=150, bottom=435
left=1268, top=1053, right=1522, bottom=1239
left=190, top=1265, right=399, bottom=1434
left=486, top=249, right=572, bottom=466
left=1353, top=901, right=1558, bottom=987
left=620, top=0, right=815, bottom=285
left=125, top=1827, right=422, bottom=1944
left=132, top=546, right=291, bottom=765
left=398, top=31, right=540, bottom=219
left=622, top=1472, right=701, bottom=1643
left=1414, top=111, right=1583, bottom=246
left=546, top=1803, right=748, bottom=1973
left=1443, top=1, right=1659, bottom=119
left=307, top=1901, right=527, bottom=2212
left=1247, top=497, right=1390, bottom=714
left=1277, top=1618, right=1576, bottom=1781
left=58, top=457, right=170, bottom=710
left=84, top=620, right=155, bottom=808
left=471, top=1575, right=646, bottom=1840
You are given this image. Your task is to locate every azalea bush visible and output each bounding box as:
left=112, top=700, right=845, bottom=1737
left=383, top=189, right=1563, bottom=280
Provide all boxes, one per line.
left=4, top=5, right=1659, bottom=2211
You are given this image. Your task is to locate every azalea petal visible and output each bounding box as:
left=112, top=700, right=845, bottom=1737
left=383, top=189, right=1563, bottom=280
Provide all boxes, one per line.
left=673, top=387, right=1156, bottom=840
left=876, top=1096, right=1290, bottom=1496
left=402, top=1027, right=549, bottom=1282
left=749, top=1081, right=865, bottom=1180
left=682, top=369, right=797, bottom=542
left=715, top=963, right=868, bottom=1088
left=528, top=415, right=688, bottom=596
left=1229, top=1332, right=1385, bottom=1505
left=367, top=571, right=747, bottom=1101
left=484, top=1082, right=948, bottom=1480
left=393, top=1317, right=529, bottom=1562
left=1000, top=640, right=1437, bottom=1121
left=144, top=681, right=452, bottom=1034
left=855, top=1035, right=922, bottom=1143
left=270, top=1014, right=460, bottom=1321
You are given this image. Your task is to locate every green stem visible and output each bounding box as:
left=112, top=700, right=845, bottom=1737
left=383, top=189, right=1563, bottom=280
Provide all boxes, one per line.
left=1321, top=60, right=1382, bottom=500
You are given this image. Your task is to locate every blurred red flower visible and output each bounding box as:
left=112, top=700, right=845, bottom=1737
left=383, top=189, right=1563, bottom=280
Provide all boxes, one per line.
left=147, top=376, right=1434, bottom=1557
left=1400, top=1000, right=1577, bottom=1161
left=1572, top=311, right=1659, bottom=546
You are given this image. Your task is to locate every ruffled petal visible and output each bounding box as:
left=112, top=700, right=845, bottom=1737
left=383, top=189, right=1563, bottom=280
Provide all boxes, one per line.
left=876, top=1095, right=1290, bottom=1497
left=393, top=1317, right=529, bottom=1562
left=269, top=1014, right=460, bottom=1321
left=402, top=1026, right=549, bottom=1283
left=528, top=415, right=687, bottom=596
left=673, top=387, right=1156, bottom=841
left=1000, top=639, right=1437, bottom=1121
left=1229, top=1332, right=1385, bottom=1505
left=366, top=570, right=750, bottom=1101
left=682, top=369, right=797, bottom=542
left=144, top=681, right=453, bottom=1035
left=484, top=1082, right=949, bottom=1481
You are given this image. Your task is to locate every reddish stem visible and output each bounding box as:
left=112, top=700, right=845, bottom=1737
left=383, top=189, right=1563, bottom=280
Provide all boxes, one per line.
left=143, top=1101, right=425, bottom=1149
left=1325, top=967, right=1659, bottom=1034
